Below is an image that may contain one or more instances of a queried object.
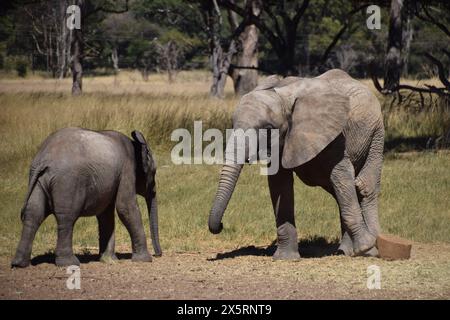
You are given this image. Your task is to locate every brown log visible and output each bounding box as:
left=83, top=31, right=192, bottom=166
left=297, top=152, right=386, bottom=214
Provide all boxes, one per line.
left=377, top=234, right=412, bottom=260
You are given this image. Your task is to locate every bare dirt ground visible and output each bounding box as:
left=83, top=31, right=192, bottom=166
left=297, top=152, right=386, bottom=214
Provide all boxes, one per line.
left=1, top=242, right=449, bottom=300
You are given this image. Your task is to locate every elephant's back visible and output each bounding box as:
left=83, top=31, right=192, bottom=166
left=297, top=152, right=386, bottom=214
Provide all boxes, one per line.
left=32, top=127, right=125, bottom=215
left=32, top=127, right=124, bottom=192
left=319, top=70, right=381, bottom=121
left=34, top=127, right=123, bottom=169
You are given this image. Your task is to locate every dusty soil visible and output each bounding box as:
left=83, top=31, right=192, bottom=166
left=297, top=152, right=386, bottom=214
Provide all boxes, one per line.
left=1, top=242, right=449, bottom=300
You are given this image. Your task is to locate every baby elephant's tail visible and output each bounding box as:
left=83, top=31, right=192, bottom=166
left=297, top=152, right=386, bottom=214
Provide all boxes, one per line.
left=21, top=165, right=47, bottom=221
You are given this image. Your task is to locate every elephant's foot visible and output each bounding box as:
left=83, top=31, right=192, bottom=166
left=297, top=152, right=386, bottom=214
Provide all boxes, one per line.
left=273, top=248, right=301, bottom=261
left=336, top=242, right=353, bottom=256
left=336, top=231, right=354, bottom=256
left=132, top=251, right=152, bottom=263
left=99, top=253, right=118, bottom=264
left=353, top=230, right=377, bottom=256
left=337, top=232, right=379, bottom=257
left=273, top=222, right=300, bottom=261
left=11, top=255, right=30, bottom=268
left=361, top=246, right=379, bottom=257
left=56, top=254, right=80, bottom=267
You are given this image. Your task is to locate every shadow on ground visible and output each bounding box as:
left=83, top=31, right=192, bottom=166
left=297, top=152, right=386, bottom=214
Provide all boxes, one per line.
left=30, top=252, right=133, bottom=266
left=209, top=237, right=340, bottom=261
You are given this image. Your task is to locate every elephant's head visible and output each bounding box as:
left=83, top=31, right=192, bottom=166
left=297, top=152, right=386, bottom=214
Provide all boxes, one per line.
left=132, top=130, right=162, bottom=256
left=208, top=76, right=351, bottom=234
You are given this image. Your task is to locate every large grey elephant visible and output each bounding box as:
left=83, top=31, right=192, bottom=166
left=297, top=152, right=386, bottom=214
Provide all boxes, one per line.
left=208, top=69, right=384, bottom=259
left=12, top=127, right=161, bottom=267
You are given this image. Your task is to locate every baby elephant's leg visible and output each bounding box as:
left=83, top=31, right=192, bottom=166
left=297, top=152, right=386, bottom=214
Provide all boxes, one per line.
left=116, top=179, right=151, bottom=262
left=12, top=186, right=47, bottom=268
left=97, top=203, right=117, bottom=263
left=55, top=213, right=80, bottom=267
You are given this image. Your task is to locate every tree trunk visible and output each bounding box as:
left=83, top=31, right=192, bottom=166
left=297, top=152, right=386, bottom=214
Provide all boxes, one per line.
left=66, top=28, right=72, bottom=77
left=111, top=46, right=119, bottom=73
left=43, top=25, right=50, bottom=73
left=71, top=0, right=84, bottom=96
left=402, top=15, right=413, bottom=76
left=71, top=30, right=82, bottom=95
left=298, top=28, right=310, bottom=76
left=384, top=0, right=404, bottom=92
left=49, top=28, right=56, bottom=78
left=231, top=0, right=260, bottom=96
left=204, top=0, right=237, bottom=98
left=141, top=66, right=149, bottom=81
left=58, top=0, right=69, bottom=79
left=166, top=40, right=178, bottom=83
left=210, top=41, right=233, bottom=98
left=168, top=67, right=175, bottom=83
left=281, top=41, right=297, bottom=76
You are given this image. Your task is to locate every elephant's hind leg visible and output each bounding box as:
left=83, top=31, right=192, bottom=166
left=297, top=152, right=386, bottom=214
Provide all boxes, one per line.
left=357, top=192, right=380, bottom=257
left=12, top=185, right=48, bottom=268
left=330, top=157, right=376, bottom=255
left=97, top=203, right=118, bottom=263
left=354, top=123, right=383, bottom=256
left=338, top=230, right=379, bottom=257
left=268, top=167, right=300, bottom=260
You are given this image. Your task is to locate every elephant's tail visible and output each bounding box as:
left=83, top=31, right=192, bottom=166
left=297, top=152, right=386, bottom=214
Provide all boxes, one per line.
left=21, top=165, right=47, bottom=221
left=355, top=117, right=384, bottom=198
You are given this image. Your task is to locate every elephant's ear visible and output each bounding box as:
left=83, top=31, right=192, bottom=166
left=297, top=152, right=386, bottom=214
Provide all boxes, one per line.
left=131, top=130, right=155, bottom=174
left=275, top=84, right=350, bottom=169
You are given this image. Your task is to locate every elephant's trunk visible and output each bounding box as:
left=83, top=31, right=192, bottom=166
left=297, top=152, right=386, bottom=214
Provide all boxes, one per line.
left=208, top=163, right=243, bottom=234
left=146, top=192, right=162, bottom=256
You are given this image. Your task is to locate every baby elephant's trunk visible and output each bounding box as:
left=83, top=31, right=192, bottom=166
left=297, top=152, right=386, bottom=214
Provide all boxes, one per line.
left=146, top=192, right=162, bottom=256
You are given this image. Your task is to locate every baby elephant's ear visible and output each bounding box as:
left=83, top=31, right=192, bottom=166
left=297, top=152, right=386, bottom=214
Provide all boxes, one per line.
left=280, top=92, right=350, bottom=169
left=132, top=130, right=148, bottom=146
left=131, top=130, right=153, bottom=174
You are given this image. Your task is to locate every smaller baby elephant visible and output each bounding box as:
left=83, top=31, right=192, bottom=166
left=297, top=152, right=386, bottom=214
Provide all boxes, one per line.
left=12, top=127, right=161, bottom=267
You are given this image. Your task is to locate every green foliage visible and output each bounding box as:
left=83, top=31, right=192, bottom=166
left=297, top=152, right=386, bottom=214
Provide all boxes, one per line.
left=0, top=0, right=448, bottom=78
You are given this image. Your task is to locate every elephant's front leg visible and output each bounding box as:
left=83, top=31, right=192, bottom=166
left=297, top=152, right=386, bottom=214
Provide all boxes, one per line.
left=330, top=157, right=376, bottom=255
left=55, top=214, right=80, bottom=267
left=115, top=181, right=151, bottom=262
left=268, top=167, right=300, bottom=260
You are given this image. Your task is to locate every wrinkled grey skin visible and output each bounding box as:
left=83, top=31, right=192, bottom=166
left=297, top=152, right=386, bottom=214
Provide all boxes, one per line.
left=12, top=127, right=161, bottom=267
left=209, top=69, right=384, bottom=259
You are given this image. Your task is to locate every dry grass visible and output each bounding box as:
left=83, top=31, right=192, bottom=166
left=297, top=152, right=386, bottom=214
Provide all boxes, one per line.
left=0, top=70, right=235, bottom=96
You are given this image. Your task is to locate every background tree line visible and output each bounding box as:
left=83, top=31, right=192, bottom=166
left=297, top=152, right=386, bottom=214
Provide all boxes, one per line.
left=0, top=0, right=448, bottom=98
